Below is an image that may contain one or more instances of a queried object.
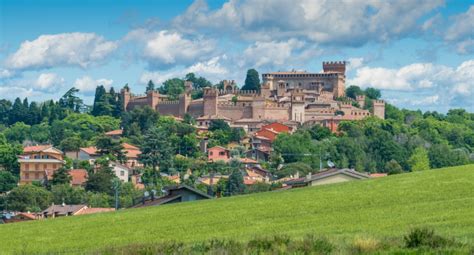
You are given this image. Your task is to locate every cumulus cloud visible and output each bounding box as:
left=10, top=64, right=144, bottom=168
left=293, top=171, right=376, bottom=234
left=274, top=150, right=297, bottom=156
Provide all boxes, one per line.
left=444, top=6, right=474, bottom=54
left=124, top=29, right=216, bottom=69
left=35, top=73, right=64, bottom=90
left=5, top=33, right=117, bottom=70
left=349, top=60, right=474, bottom=111
left=173, top=0, right=443, bottom=46
left=139, top=55, right=230, bottom=85
left=73, top=76, right=113, bottom=94
left=241, top=39, right=305, bottom=68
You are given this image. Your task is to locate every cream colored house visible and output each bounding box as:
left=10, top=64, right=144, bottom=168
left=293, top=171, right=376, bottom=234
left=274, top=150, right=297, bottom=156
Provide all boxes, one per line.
left=286, top=168, right=369, bottom=187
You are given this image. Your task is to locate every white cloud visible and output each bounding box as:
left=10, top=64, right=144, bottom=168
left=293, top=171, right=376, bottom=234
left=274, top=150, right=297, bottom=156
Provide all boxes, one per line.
left=35, top=73, right=64, bottom=90
left=241, top=39, right=307, bottom=68
left=444, top=6, right=474, bottom=54
left=347, top=58, right=364, bottom=71
left=173, top=0, right=443, bottom=46
left=73, top=76, right=113, bottom=93
left=349, top=60, right=474, bottom=111
left=187, top=55, right=229, bottom=76
left=124, top=29, right=216, bottom=68
left=0, top=69, right=14, bottom=79
left=5, top=33, right=117, bottom=70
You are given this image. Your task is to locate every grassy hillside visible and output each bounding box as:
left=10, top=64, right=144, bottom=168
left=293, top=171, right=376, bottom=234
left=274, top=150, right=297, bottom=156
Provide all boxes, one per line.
left=1, top=165, right=474, bottom=254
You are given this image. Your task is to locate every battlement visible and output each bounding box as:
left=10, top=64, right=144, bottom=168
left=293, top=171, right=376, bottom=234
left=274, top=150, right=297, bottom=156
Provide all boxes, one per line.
left=203, top=87, right=218, bottom=96
left=356, top=95, right=366, bottom=100
left=217, top=101, right=251, bottom=107
left=340, top=102, right=352, bottom=107
left=265, top=103, right=288, bottom=109
left=373, top=100, right=385, bottom=105
left=157, top=100, right=179, bottom=105
left=323, top=61, right=346, bottom=74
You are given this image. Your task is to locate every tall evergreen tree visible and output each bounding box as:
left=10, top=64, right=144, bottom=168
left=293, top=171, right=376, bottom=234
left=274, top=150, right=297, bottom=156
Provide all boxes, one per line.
left=139, top=127, right=175, bottom=172
left=91, top=85, right=112, bottom=116
left=9, top=98, right=27, bottom=125
left=242, top=69, right=260, bottom=91
left=146, top=80, right=155, bottom=92
left=51, top=167, right=72, bottom=185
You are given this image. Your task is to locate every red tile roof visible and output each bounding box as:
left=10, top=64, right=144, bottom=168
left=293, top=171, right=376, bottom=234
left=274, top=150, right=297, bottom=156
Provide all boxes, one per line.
left=80, top=146, right=99, bottom=156
left=105, top=129, right=123, bottom=136
left=261, top=122, right=291, bottom=133
left=23, top=145, right=53, bottom=153
left=122, top=143, right=139, bottom=150
left=70, top=169, right=88, bottom=186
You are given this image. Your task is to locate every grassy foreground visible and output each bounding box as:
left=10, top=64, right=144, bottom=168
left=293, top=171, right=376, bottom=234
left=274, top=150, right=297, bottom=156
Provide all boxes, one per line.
left=1, top=165, right=474, bottom=254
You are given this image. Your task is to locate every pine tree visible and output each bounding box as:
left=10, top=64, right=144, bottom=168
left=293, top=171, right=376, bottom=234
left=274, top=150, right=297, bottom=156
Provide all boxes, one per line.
left=139, top=127, right=175, bottom=172
left=51, top=167, right=72, bottom=185
left=146, top=80, right=155, bottom=92
left=225, top=168, right=246, bottom=196
left=9, top=98, right=27, bottom=125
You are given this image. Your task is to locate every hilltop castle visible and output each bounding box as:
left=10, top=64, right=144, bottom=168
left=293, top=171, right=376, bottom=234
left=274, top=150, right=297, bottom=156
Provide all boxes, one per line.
left=121, top=61, right=385, bottom=132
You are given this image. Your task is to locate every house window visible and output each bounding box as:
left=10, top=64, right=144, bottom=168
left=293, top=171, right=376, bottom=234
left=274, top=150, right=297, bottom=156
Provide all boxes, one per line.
left=219, top=151, right=225, bottom=156
left=209, top=151, right=213, bottom=156
left=35, top=164, right=39, bottom=170
left=120, top=171, right=125, bottom=176
left=25, top=163, right=29, bottom=171
left=25, top=173, right=29, bottom=179
left=43, top=164, right=47, bottom=170
left=35, top=172, right=39, bottom=179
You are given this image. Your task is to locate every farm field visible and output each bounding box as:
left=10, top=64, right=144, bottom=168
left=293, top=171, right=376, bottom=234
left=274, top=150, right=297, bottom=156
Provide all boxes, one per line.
left=1, top=165, right=474, bottom=254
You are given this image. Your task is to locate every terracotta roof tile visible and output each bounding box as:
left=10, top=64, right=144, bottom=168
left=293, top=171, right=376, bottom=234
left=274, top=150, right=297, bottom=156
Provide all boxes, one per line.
left=23, top=145, right=53, bottom=153
left=70, top=169, right=88, bottom=186
left=105, top=129, right=123, bottom=136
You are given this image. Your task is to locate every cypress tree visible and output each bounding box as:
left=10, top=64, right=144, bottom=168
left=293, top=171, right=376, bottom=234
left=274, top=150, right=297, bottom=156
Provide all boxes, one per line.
left=242, top=69, right=261, bottom=91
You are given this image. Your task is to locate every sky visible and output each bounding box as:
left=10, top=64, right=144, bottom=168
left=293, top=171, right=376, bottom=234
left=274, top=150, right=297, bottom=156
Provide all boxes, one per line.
left=0, top=0, right=473, bottom=112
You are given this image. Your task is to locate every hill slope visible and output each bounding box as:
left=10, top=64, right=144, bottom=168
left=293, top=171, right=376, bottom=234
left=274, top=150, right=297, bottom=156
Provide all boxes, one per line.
left=1, top=165, right=474, bottom=254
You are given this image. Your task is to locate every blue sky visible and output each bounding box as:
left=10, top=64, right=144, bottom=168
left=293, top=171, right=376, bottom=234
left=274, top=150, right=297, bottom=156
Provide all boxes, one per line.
left=0, top=0, right=473, bottom=112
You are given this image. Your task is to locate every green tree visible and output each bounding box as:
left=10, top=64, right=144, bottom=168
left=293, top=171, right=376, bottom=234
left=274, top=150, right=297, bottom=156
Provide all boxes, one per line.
left=242, top=69, right=260, bottom=91
left=95, top=135, right=125, bottom=162
left=160, top=78, right=185, bottom=100
left=225, top=169, right=246, bottom=196
left=51, top=184, right=86, bottom=205
left=407, top=147, right=430, bottom=171
left=275, top=162, right=312, bottom=179
left=6, top=185, right=51, bottom=212
left=345, top=85, right=363, bottom=99
left=85, top=158, right=115, bottom=194
left=209, top=119, right=231, bottom=132
left=51, top=167, right=72, bottom=186
left=0, top=171, right=17, bottom=193
left=59, top=87, right=84, bottom=113
left=384, top=159, right=404, bottom=175
left=139, top=127, right=175, bottom=173
left=92, top=85, right=113, bottom=116
left=0, top=135, right=22, bottom=174
left=307, top=125, right=332, bottom=140
left=146, top=80, right=155, bottom=92
left=365, top=87, right=381, bottom=99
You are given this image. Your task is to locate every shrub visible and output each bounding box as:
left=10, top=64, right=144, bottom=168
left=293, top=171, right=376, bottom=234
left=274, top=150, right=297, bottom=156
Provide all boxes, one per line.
left=404, top=227, right=452, bottom=249
left=350, top=237, right=380, bottom=254
left=291, top=235, right=334, bottom=254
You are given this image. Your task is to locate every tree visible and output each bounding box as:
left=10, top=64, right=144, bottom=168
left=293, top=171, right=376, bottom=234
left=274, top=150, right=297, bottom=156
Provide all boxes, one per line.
left=59, top=87, right=84, bottom=113
left=345, top=85, right=363, bottom=99
left=242, top=69, right=260, bottom=91
left=95, top=135, right=125, bottom=162
left=275, top=162, right=312, bottom=179
left=0, top=135, right=22, bottom=174
left=307, top=125, right=332, bottom=140
left=146, top=80, right=155, bottom=92
left=6, top=185, right=51, bottom=212
left=51, top=167, right=72, bottom=186
left=365, top=87, right=381, bottom=99
left=160, top=78, right=185, bottom=100
left=208, top=119, right=230, bottom=132
left=51, top=184, right=86, bottom=205
left=85, top=159, right=115, bottom=195
left=225, top=169, right=245, bottom=196
left=384, top=159, right=404, bottom=175
left=0, top=171, right=17, bottom=193
left=9, top=97, right=28, bottom=125
left=407, top=147, right=430, bottom=171
left=92, top=85, right=113, bottom=116
left=139, top=127, right=175, bottom=173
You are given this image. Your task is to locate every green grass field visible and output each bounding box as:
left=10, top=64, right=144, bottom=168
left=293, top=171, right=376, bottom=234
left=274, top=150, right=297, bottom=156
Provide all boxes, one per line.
left=1, top=165, right=474, bottom=254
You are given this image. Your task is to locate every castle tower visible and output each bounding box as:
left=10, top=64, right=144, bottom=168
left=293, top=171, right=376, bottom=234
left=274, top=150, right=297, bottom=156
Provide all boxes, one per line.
left=121, top=85, right=131, bottom=111
left=290, top=89, right=305, bottom=123
left=203, top=87, right=218, bottom=116
left=260, top=83, right=272, bottom=99
left=356, top=95, right=366, bottom=108
left=323, top=61, right=346, bottom=74
left=372, top=100, right=385, bottom=119
left=252, top=96, right=265, bottom=119
left=146, top=90, right=160, bottom=110
left=179, top=82, right=193, bottom=117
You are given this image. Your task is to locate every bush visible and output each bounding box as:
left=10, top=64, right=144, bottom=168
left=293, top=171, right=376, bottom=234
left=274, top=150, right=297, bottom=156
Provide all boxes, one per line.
left=404, top=227, right=453, bottom=249
left=350, top=237, right=380, bottom=254
left=291, top=235, right=334, bottom=254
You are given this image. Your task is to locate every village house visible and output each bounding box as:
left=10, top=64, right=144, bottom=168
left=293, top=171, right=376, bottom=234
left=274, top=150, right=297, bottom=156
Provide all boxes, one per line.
left=207, top=146, right=230, bottom=162
left=104, top=129, right=123, bottom=140
left=42, top=204, right=115, bottom=218
left=110, top=162, right=130, bottom=182
left=132, top=185, right=212, bottom=208
left=68, top=142, right=142, bottom=169
left=249, top=122, right=292, bottom=161
left=69, top=169, right=88, bottom=187
left=1, top=212, right=39, bottom=224
left=285, top=168, right=369, bottom=188
left=18, top=145, right=65, bottom=185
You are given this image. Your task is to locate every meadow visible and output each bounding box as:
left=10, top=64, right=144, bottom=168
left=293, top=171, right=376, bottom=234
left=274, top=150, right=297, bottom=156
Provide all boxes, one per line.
left=1, top=165, right=474, bottom=254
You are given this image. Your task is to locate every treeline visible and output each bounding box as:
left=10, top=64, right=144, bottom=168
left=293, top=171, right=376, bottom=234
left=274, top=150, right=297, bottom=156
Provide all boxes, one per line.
left=273, top=106, right=474, bottom=176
